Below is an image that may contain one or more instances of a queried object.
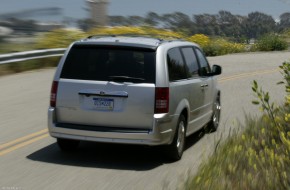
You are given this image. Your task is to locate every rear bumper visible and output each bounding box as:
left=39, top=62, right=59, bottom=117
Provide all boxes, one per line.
left=48, top=108, right=177, bottom=146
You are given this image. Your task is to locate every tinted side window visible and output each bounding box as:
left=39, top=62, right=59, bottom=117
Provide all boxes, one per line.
left=167, top=48, right=188, bottom=81
left=181, top=47, right=199, bottom=77
left=195, top=48, right=211, bottom=75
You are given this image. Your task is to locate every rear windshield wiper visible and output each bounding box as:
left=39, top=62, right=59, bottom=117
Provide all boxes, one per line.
left=109, top=76, right=145, bottom=82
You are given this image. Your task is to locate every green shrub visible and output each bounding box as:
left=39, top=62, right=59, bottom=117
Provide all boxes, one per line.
left=0, top=57, right=60, bottom=75
left=187, top=113, right=289, bottom=190
left=202, top=38, right=246, bottom=56
left=0, top=42, right=35, bottom=54
left=184, top=61, right=290, bottom=190
left=256, top=34, right=288, bottom=51
left=35, top=28, right=86, bottom=49
left=187, top=34, right=210, bottom=48
left=87, top=26, right=183, bottom=39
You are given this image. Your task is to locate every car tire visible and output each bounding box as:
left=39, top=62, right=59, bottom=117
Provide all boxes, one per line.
left=206, top=96, right=221, bottom=133
left=57, top=138, right=80, bottom=151
left=167, top=114, right=186, bottom=161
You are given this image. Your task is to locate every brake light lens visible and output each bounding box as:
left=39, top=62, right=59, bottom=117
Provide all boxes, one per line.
left=50, top=81, right=58, bottom=107
left=155, top=87, right=169, bottom=113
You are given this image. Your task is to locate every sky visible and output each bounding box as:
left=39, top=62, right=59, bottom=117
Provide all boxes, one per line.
left=0, top=0, right=290, bottom=21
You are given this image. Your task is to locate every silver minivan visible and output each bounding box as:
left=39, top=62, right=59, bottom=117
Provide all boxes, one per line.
left=48, top=36, right=221, bottom=160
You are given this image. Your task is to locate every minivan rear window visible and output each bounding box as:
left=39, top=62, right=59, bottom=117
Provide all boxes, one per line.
left=60, top=45, right=156, bottom=83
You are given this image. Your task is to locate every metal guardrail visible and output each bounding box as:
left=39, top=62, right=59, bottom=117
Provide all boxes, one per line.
left=0, top=48, right=66, bottom=65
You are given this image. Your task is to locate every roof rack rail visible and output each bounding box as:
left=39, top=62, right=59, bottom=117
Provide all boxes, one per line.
left=86, top=34, right=184, bottom=42
left=87, top=34, right=117, bottom=39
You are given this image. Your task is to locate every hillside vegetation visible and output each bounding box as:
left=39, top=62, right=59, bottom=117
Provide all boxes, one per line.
left=0, top=26, right=288, bottom=75
left=184, top=62, right=290, bottom=189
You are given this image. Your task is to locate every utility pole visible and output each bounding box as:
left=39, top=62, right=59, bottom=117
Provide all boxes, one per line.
left=86, top=0, right=109, bottom=26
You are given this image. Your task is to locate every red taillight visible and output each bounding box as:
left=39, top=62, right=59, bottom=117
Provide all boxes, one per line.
left=50, top=81, right=58, bottom=107
left=155, top=87, right=169, bottom=113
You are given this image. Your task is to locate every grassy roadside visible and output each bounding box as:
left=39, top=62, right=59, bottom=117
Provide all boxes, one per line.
left=0, top=57, right=60, bottom=76
left=0, top=35, right=61, bottom=77
left=183, top=62, right=290, bottom=189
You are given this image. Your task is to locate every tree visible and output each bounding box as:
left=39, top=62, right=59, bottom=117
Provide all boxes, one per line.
left=77, top=19, right=96, bottom=31
left=241, top=12, right=276, bottom=39
left=3, top=18, right=37, bottom=34
left=217, top=11, right=245, bottom=39
left=160, top=12, right=193, bottom=34
left=109, top=16, right=129, bottom=26
left=127, top=16, right=145, bottom=26
left=162, top=12, right=192, bottom=28
left=193, top=14, right=220, bottom=36
left=144, top=12, right=161, bottom=27
left=278, top=12, right=290, bottom=32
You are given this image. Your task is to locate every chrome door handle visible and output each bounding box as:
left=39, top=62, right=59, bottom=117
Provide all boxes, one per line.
left=200, top=84, right=208, bottom=88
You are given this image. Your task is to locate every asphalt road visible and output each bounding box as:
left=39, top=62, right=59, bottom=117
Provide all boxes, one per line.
left=0, top=51, right=289, bottom=190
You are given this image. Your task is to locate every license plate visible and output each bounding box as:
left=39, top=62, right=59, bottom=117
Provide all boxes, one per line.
left=93, top=98, right=114, bottom=110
